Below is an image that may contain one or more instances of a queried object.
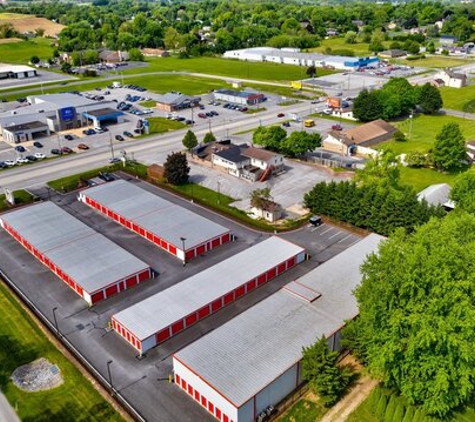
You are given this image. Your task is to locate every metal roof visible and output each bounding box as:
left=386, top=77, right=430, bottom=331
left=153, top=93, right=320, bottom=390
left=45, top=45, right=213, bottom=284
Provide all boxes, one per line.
left=113, top=236, right=305, bottom=340
left=0, top=202, right=150, bottom=294
left=174, top=234, right=384, bottom=407
left=417, top=183, right=454, bottom=208
left=82, top=180, right=229, bottom=250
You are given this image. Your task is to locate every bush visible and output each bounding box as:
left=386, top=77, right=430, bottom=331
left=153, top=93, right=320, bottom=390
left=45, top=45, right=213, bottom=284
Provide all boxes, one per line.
left=405, top=151, right=428, bottom=168
left=385, top=395, right=397, bottom=422
left=394, top=130, right=406, bottom=142
left=392, top=402, right=405, bottom=422
left=402, top=406, right=414, bottom=422
left=376, top=395, right=388, bottom=420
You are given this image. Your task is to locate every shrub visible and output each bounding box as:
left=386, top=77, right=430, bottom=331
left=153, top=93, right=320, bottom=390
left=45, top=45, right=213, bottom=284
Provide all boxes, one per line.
left=405, top=151, right=428, bottom=168
left=385, top=395, right=397, bottom=421
left=402, top=406, right=414, bottom=422
left=392, top=403, right=405, bottom=422
left=394, top=130, right=406, bottom=142
left=376, top=395, right=388, bottom=420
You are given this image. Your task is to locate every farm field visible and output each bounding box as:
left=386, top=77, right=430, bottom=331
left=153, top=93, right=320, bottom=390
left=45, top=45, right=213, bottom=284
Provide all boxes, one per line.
left=0, top=37, right=55, bottom=64
left=440, top=84, right=475, bottom=112
left=0, top=13, right=65, bottom=37
left=122, top=56, right=337, bottom=81
left=393, top=56, right=472, bottom=69
left=0, top=281, right=123, bottom=422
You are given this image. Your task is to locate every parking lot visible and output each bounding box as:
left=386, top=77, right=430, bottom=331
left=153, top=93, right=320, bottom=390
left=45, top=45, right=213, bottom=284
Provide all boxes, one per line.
left=0, top=174, right=361, bottom=422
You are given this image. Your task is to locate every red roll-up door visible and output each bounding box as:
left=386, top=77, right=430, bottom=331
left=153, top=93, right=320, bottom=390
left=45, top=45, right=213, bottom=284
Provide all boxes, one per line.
left=187, top=384, right=193, bottom=395
left=223, top=292, right=234, bottom=305
left=105, top=284, right=118, bottom=298
left=196, top=244, right=206, bottom=255
left=146, top=231, right=154, bottom=241
left=211, top=238, right=220, bottom=248
left=185, top=313, right=197, bottom=327
left=171, top=320, right=184, bottom=335
left=186, top=250, right=195, bottom=259
left=235, top=285, right=245, bottom=298
left=201, top=395, right=207, bottom=408
left=211, top=298, right=222, bottom=313
left=126, top=275, right=138, bottom=288
left=138, top=270, right=149, bottom=282
left=198, top=305, right=210, bottom=319
left=91, top=290, right=105, bottom=304
left=258, top=274, right=267, bottom=286
left=222, top=233, right=230, bottom=243
left=267, top=268, right=276, bottom=280
left=157, top=328, right=170, bottom=343
left=139, top=228, right=145, bottom=236
left=208, top=402, right=215, bottom=414
left=278, top=263, right=286, bottom=274
left=119, top=216, right=126, bottom=225
left=175, top=374, right=181, bottom=385
left=125, top=220, right=132, bottom=229
left=194, top=389, right=200, bottom=402
left=287, top=256, right=296, bottom=268
left=132, top=223, right=139, bottom=233
left=161, top=240, right=168, bottom=250
left=169, top=245, right=177, bottom=255
left=247, top=279, right=256, bottom=292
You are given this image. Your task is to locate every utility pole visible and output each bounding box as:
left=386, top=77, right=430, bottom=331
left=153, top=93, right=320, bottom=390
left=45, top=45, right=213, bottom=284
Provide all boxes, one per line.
left=108, top=132, right=115, bottom=159
left=217, top=181, right=221, bottom=205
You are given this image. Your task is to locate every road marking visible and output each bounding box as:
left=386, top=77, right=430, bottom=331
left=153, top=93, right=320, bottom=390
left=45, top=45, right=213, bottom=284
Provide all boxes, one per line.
left=321, top=227, right=334, bottom=235
left=338, top=234, right=353, bottom=243
left=328, top=231, right=342, bottom=239
left=310, top=224, right=324, bottom=232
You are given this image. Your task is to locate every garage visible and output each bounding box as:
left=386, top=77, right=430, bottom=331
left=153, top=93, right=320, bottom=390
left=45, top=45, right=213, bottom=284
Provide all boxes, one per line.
left=172, top=234, right=384, bottom=422
left=0, top=202, right=153, bottom=306
left=111, top=236, right=306, bottom=354
left=78, top=180, right=231, bottom=262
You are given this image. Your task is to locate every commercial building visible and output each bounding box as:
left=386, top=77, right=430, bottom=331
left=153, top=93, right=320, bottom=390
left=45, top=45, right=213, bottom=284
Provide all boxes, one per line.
left=0, top=63, right=38, bottom=80
left=155, top=93, right=201, bottom=112
left=0, top=202, right=152, bottom=305
left=112, top=236, right=306, bottom=354
left=213, top=89, right=266, bottom=106
left=433, top=69, right=467, bottom=89
left=223, top=47, right=379, bottom=70
left=0, top=93, right=123, bottom=143
left=173, top=234, right=384, bottom=422
left=78, top=180, right=230, bottom=262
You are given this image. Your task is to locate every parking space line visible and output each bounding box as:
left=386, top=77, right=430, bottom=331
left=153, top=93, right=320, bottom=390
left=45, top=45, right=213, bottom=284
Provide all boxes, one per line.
left=338, top=234, right=353, bottom=243
left=321, top=227, right=334, bottom=235
left=310, top=224, right=324, bottom=232
left=328, top=231, right=342, bottom=240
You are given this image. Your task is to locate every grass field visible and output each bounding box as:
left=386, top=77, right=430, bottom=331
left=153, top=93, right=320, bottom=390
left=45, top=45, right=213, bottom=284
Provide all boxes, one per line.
left=0, top=281, right=123, bottom=421
left=122, top=56, right=336, bottom=82
left=280, top=399, right=327, bottom=422
left=399, top=166, right=464, bottom=192
left=393, top=56, right=472, bottom=69
left=143, top=117, right=186, bottom=135
left=440, top=84, right=475, bottom=112
left=0, top=13, right=65, bottom=38
left=309, top=37, right=390, bottom=56
left=0, top=189, right=34, bottom=213
left=0, top=37, right=55, bottom=64
left=138, top=100, right=157, bottom=108
left=347, top=387, right=475, bottom=422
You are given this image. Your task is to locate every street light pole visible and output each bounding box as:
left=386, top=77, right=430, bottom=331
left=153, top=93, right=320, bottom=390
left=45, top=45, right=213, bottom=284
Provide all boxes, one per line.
left=217, top=181, right=221, bottom=205
left=107, top=360, right=114, bottom=396
left=180, top=237, right=187, bottom=266
left=108, top=132, right=115, bottom=159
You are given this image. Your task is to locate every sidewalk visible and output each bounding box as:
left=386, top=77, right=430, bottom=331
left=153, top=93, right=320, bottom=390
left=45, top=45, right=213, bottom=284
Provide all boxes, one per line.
left=0, top=392, right=20, bottom=422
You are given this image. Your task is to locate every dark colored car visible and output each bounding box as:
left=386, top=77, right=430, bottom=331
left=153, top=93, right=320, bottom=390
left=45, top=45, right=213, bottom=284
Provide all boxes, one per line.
left=309, top=215, right=323, bottom=227
left=77, top=143, right=89, bottom=150
left=64, top=134, right=74, bottom=141
left=15, top=145, right=26, bottom=153
left=51, top=149, right=61, bottom=155
left=185, top=119, right=195, bottom=125
left=99, top=172, right=115, bottom=182
left=198, top=113, right=206, bottom=118
left=282, top=121, right=290, bottom=127
left=83, top=128, right=96, bottom=136
left=123, top=131, right=134, bottom=138
left=0, top=161, right=8, bottom=168
left=277, top=113, right=285, bottom=118
left=115, top=135, right=125, bottom=142
left=61, top=146, right=73, bottom=154
left=33, top=141, right=43, bottom=148
left=331, top=124, right=343, bottom=131
left=25, top=155, right=37, bottom=161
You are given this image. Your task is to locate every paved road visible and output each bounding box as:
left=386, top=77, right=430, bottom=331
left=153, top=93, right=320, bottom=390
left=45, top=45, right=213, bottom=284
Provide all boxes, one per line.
left=0, top=392, right=20, bottom=422
left=0, top=102, right=315, bottom=191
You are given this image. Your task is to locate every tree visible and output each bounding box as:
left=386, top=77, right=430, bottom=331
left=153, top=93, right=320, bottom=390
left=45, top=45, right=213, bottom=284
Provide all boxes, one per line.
left=250, top=187, right=272, bottom=209
left=306, top=65, right=316, bottom=78
left=417, top=83, right=443, bottom=115
left=83, top=50, right=99, bottom=64
left=30, top=56, right=40, bottom=65
left=164, top=152, right=190, bottom=185
left=203, top=132, right=216, bottom=144
left=164, top=27, right=183, bottom=51
left=352, top=89, right=383, bottom=122
left=252, top=126, right=287, bottom=152
left=393, top=131, right=406, bottom=142
left=128, top=48, right=144, bottom=61
left=61, top=62, right=72, bottom=73
left=282, top=131, right=321, bottom=157
left=182, top=130, right=198, bottom=151
left=301, top=336, right=352, bottom=407
left=451, top=169, right=475, bottom=213
left=355, top=212, right=475, bottom=416
left=34, top=28, right=45, bottom=37
left=345, top=31, right=357, bottom=44
left=432, top=123, right=466, bottom=171
left=405, top=151, right=427, bottom=168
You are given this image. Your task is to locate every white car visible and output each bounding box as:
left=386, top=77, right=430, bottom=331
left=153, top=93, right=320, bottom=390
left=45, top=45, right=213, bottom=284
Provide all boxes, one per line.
left=34, top=152, right=46, bottom=159
left=323, top=108, right=333, bottom=115
left=4, top=160, right=15, bottom=167
left=16, top=157, right=29, bottom=164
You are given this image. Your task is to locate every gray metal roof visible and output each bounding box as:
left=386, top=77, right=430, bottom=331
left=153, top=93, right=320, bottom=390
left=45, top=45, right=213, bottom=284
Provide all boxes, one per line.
left=113, top=236, right=305, bottom=340
left=417, top=183, right=454, bottom=208
left=174, top=234, right=384, bottom=407
left=83, top=180, right=229, bottom=249
left=0, top=202, right=150, bottom=294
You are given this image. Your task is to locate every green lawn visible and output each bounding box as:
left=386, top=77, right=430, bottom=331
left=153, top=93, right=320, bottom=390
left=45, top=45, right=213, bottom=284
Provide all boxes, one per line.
left=0, top=189, right=34, bottom=213
left=440, top=84, right=475, bottom=112
left=122, top=56, right=336, bottom=82
left=143, top=117, right=186, bottom=136
left=0, top=38, right=54, bottom=64
left=394, top=56, right=472, bottom=69
left=138, top=100, right=157, bottom=108
left=309, top=37, right=389, bottom=56
left=399, top=166, right=465, bottom=192
left=244, top=82, right=323, bottom=99
left=0, top=281, right=123, bottom=421
left=380, top=114, right=475, bottom=155
left=280, top=399, right=327, bottom=422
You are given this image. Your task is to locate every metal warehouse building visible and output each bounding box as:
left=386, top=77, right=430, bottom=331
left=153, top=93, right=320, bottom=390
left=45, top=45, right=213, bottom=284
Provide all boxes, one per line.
left=0, top=202, right=152, bottom=305
left=213, top=89, right=266, bottom=106
left=78, top=180, right=231, bottom=262
left=173, top=234, right=384, bottom=422
left=112, top=236, right=305, bottom=354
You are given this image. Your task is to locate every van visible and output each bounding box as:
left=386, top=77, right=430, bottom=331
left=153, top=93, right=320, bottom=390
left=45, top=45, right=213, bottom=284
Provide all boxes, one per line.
left=304, top=119, right=315, bottom=128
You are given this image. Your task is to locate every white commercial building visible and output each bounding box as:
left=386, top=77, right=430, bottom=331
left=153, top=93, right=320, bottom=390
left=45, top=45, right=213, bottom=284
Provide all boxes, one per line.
left=173, top=234, right=384, bottom=422
left=0, top=63, right=38, bottom=80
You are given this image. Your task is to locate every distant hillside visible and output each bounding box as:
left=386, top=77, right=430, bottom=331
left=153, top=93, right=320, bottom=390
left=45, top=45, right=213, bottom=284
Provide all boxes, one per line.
left=0, top=13, right=65, bottom=38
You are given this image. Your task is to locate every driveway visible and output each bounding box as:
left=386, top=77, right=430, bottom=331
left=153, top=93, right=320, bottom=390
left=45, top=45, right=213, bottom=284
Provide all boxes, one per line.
left=0, top=392, right=20, bottom=422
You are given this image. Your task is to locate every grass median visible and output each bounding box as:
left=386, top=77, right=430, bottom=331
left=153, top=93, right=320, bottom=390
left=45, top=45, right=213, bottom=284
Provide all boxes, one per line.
left=0, top=190, right=34, bottom=213
left=0, top=281, right=123, bottom=421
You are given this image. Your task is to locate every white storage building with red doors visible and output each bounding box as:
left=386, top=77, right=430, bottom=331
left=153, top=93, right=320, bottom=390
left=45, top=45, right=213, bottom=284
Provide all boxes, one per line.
left=0, top=202, right=152, bottom=305
left=111, top=236, right=305, bottom=354
left=173, top=234, right=384, bottom=422
left=78, top=180, right=231, bottom=261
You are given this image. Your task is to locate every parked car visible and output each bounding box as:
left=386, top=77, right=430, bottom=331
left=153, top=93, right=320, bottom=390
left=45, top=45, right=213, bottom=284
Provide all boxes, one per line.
left=199, top=104, right=205, bottom=110
left=99, top=172, right=115, bottom=182
left=61, top=146, right=73, bottom=154
left=16, top=157, right=29, bottom=164
left=77, top=143, right=89, bottom=150
left=5, top=160, right=15, bottom=167
left=94, top=127, right=108, bottom=134
left=64, top=134, right=74, bottom=141
left=185, top=119, right=195, bottom=125
left=33, top=141, right=43, bottom=148
left=309, top=215, right=323, bottom=227
left=123, top=131, right=134, bottom=138
left=83, top=128, right=96, bottom=136
left=322, top=108, right=332, bottom=115
left=277, top=113, right=285, bottom=118
left=115, top=135, right=125, bottom=141
left=0, top=161, right=7, bottom=169
left=239, top=107, right=247, bottom=113
left=282, top=121, right=291, bottom=127
left=34, top=153, right=46, bottom=159
left=198, top=113, right=207, bottom=119
left=15, top=145, right=26, bottom=153
left=108, top=157, right=121, bottom=164
left=25, top=155, right=37, bottom=161
left=331, top=124, right=343, bottom=131
left=50, top=149, right=61, bottom=155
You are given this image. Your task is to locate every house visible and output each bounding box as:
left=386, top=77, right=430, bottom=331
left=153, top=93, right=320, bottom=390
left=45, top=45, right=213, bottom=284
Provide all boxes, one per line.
left=300, top=20, right=315, bottom=34
left=434, top=69, right=467, bottom=88
left=417, top=184, right=454, bottom=210
left=99, top=50, right=129, bottom=63
left=251, top=199, right=282, bottom=222
left=323, top=119, right=397, bottom=156
left=439, top=34, right=457, bottom=45
left=141, top=48, right=169, bottom=58
left=155, top=93, right=201, bottom=112
left=326, top=28, right=339, bottom=37
left=379, top=49, right=407, bottom=59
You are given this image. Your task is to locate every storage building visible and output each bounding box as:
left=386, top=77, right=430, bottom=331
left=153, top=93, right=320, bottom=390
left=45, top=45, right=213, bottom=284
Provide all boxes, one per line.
left=213, top=89, right=265, bottom=106
left=112, top=236, right=305, bottom=354
left=0, top=202, right=152, bottom=305
left=79, top=180, right=230, bottom=261
left=173, top=234, right=384, bottom=422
